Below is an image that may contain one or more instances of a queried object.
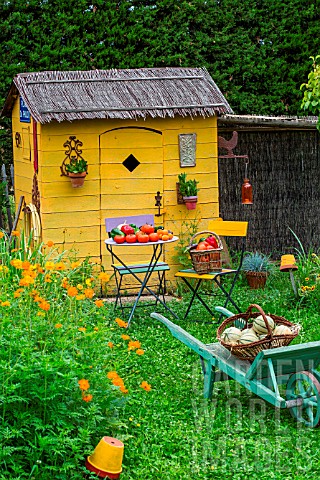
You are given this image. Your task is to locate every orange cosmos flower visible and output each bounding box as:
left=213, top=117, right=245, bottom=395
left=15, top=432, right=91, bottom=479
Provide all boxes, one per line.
left=128, top=340, right=141, bottom=351
left=21, top=261, right=31, bottom=270
left=55, top=323, right=63, bottom=328
left=46, top=240, right=54, bottom=247
left=82, top=394, right=93, bottom=402
left=0, top=231, right=5, bottom=239
left=67, top=286, right=78, bottom=297
left=78, top=379, right=90, bottom=391
left=1, top=301, right=10, bottom=307
left=112, top=377, right=124, bottom=387
left=115, top=318, right=128, bottom=328
left=107, top=371, right=119, bottom=380
left=11, top=230, right=20, bottom=237
left=19, top=276, right=34, bottom=286
left=45, top=274, right=52, bottom=283
left=39, top=301, right=50, bottom=311
left=140, top=381, right=152, bottom=392
left=120, top=385, right=129, bottom=394
left=107, top=342, right=114, bottom=348
left=94, top=299, right=104, bottom=308
left=84, top=288, right=95, bottom=299
left=98, top=272, right=110, bottom=282
left=121, top=334, right=130, bottom=340
left=78, top=327, right=86, bottom=332
left=136, top=349, right=145, bottom=356
left=76, top=294, right=85, bottom=301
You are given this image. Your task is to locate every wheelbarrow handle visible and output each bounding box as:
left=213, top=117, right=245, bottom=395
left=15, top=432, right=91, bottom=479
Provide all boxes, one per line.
left=215, top=306, right=235, bottom=318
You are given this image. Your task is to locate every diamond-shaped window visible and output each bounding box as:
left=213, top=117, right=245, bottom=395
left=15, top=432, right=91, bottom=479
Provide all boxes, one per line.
left=122, top=154, right=140, bottom=173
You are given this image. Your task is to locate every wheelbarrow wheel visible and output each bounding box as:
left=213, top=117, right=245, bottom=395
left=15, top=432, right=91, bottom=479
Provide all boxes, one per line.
left=286, top=371, right=320, bottom=428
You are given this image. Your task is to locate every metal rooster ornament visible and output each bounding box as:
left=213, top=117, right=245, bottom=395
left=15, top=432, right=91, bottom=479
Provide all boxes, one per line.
left=218, top=131, right=238, bottom=157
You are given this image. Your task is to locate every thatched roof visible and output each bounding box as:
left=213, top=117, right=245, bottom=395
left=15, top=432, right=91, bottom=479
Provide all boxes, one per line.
left=1, top=67, right=233, bottom=124
left=219, top=114, right=319, bottom=130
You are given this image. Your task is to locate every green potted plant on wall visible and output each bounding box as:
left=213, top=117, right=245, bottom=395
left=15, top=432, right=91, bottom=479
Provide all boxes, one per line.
left=65, top=158, right=88, bottom=188
left=178, top=172, right=199, bottom=210
left=241, top=252, right=273, bottom=289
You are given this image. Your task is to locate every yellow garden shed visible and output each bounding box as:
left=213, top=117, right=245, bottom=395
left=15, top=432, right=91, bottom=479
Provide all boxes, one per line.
left=1, top=67, right=232, bottom=279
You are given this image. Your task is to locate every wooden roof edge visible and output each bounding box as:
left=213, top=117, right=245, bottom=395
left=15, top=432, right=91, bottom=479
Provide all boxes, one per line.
left=1, top=83, right=19, bottom=118
left=218, top=114, right=319, bottom=129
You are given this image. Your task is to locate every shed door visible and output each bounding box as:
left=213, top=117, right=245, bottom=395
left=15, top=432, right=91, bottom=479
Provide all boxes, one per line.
left=100, top=127, right=164, bottom=268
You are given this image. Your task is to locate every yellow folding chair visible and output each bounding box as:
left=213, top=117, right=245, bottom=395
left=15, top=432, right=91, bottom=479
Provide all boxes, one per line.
left=175, top=219, right=248, bottom=320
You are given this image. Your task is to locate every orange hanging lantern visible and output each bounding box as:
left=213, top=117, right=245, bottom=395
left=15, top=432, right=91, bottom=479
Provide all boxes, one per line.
left=241, top=158, right=253, bottom=205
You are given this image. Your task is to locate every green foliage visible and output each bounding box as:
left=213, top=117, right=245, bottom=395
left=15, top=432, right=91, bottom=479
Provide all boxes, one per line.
left=288, top=227, right=320, bottom=309
left=178, top=172, right=199, bottom=197
left=300, top=55, right=320, bottom=131
left=0, top=232, right=129, bottom=478
left=242, top=251, right=273, bottom=272
left=65, top=158, right=88, bottom=174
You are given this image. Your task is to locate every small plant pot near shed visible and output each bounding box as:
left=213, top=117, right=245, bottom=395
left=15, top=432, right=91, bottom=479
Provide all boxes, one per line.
left=68, top=172, right=87, bottom=188
left=245, top=271, right=268, bottom=289
left=183, top=196, right=198, bottom=210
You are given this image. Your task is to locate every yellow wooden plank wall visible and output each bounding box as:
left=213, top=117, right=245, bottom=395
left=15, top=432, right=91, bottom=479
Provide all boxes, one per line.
left=12, top=105, right=220, bottom=285
left=12, top=98, right=36, bottom=211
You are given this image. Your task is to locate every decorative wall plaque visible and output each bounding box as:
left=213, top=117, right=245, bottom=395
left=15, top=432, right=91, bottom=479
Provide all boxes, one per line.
left=179, top=133, right=197, bottom=167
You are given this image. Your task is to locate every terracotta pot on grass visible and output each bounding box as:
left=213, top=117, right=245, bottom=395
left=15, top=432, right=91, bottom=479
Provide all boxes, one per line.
left=245, top=271, right=268, bottom=289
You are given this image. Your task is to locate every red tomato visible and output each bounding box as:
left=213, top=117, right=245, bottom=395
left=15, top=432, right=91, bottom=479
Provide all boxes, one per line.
left=137, top=233, right=149, bottom=243
left=196, top=241, right=209, bottom=251
left=125, top=234, right=137, bottom=243
left=114, top=235, right=126, bottom=244
left=121, top=225, right=135, bottom=235
left=141, top=224, right=154, bottom=235
left=149, top=232, right=159, bottom=242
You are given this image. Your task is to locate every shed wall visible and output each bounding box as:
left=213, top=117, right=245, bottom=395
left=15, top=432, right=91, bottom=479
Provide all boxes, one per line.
left=16, top=114, right=219, bottom=280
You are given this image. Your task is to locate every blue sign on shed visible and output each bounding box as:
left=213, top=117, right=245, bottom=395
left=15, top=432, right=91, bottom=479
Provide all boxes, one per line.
left=19, top=97, right=31, bottom=123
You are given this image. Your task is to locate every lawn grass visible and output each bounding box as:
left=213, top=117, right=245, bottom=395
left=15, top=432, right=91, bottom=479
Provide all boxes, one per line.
left=1, top=237, right=320, bottom=479
left=109, top=271, right=320, bottom=480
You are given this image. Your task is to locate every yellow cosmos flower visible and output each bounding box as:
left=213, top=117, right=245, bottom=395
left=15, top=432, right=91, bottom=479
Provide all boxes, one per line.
left=71, top=261, right=80, bottom=269
left=45, top=261, right=55, bottom=271
left=77, top=284, right=83, bottom=290
left=1, top=301, right=10, bottom=307
left=10, top=259, right=23, bottom=269
left=55, top=262, right=66, bottom=271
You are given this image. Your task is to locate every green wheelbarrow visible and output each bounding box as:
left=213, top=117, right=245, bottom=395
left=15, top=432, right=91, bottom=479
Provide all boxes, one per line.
left=151, top=307, right=320, bottom=428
